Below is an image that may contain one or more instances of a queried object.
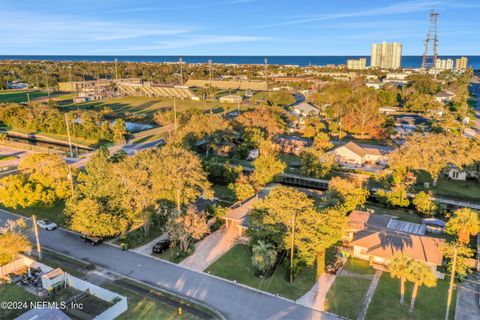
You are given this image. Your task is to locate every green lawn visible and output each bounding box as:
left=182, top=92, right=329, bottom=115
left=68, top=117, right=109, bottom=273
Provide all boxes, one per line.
left=213, top=184, right=236, bottom=203
left=325, top=276, right=372, bottom=319
left=0, top=155, right=17, bottom=162
left=0, top=201, right=66, bottom=226
left=0, top=90, right=49, bottom=103
left=415, top=171, right=480, bottom=202
left=365, top=273, right=455, bottom=320
left=0, top=284, right=40, bottom=319
left=104, top=283, right=202, bottom=320
left=343, top=258, right=376, bottom=275
left=206, top=244, right=317, bottom=300
left=154, top=246, right=192, bottom=264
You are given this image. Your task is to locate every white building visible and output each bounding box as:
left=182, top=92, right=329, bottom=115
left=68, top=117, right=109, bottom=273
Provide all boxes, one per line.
left=436, top=58, right=454, bottom=71
left=455, top=56, right=468, bottom=70
left=347, top=58, right=367, bottom=70
left=371, top=42, right=402, bottom=69
left=331, top=141, right=386, bottom=166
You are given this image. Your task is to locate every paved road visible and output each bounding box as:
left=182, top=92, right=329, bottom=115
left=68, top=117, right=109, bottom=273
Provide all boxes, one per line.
left=0, top=209, right=339, bottom=320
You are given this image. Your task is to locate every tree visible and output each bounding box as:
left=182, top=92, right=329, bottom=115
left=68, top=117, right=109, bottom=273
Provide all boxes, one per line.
left=0, top=232, right=31, bottom=266
left=251, top=240, right=277, bottom=276
left=300, top=147, right=336, bottom=178
left=446, top=208, right=480, bottom=244
left=236, top=106, right=289, bottom=138
left=151, top=145, right=212, bottom=211
left=0, top=174, right=56, bottom=208
left=251, top=153, right=286, bottom=189
left=406, top=260, right=437, bottom=313
left=229, top=174, right=256, bottom=202
left=296, top=207, right=347, bottom=278
left=442, top=242, right=474, bottom=278
left=112, top=119, right=128, bottom=144
left=271, top=89, right=295, bottom=106
left=166, top=206, right=209, bottom=252
left=68, top=198, right=129, bottom=237
left=327, top=177, right=369, bottom=211
left=19, top=153, right=73, bottom=200
left=389, top=133, right=480, bottom=186
left=413, top=192, right=437, bottom=215
left=389, top=254, right=413, bottom=304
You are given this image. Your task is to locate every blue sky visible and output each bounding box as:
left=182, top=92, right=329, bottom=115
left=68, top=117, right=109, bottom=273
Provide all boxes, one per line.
left=0, top=0, right=479, bottom=55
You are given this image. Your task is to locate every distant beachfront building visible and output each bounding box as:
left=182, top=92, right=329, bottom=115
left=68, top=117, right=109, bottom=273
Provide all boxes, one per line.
left=370, top=41, right=402, bottom=69
left=346, top=58, right=367, bottom=70
left=435, top=58, right=454, bottom=71
left=455, top=56, right=468, bottom=70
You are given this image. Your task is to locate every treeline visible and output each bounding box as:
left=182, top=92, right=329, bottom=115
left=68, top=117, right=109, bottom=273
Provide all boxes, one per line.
left=0, top=103, right=127, bottom=144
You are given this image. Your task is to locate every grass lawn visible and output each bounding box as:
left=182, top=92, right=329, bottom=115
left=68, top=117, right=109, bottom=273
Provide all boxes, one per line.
left=0, top=284, right=40, bottom=319
left=61, top=96, right=222, bottom=120
left=104, top=283, right=203, bottom=320
left=205, top=244, right=317, bottom=300
left=0, top=201, right=66, bottom=226
left=415, top=171, right=480, bottom=202
left=0, top=90, right=49, bottom=103
left=0, top=155, right=17, bottom=162
left=325, top=275, right=372, bottom=319
left=365, top=273, right=455, bottom=320
left=118, top=226, right=165, bottom=249
left=325, top=258, right=374, bottom=319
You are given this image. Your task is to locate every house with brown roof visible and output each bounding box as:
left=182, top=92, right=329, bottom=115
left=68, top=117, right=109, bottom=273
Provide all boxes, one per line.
left=331, top=141, right=385, bottom=166
left=347, top=210, right=445, bottom=276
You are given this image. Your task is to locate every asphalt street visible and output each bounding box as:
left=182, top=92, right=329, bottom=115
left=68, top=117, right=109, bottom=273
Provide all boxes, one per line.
left=0, top=209, right=340, bottom=320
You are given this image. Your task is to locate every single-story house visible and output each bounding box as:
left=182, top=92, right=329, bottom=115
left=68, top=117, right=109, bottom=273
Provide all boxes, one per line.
left=331, top=141, right=385, bottom=165
left=446, top=163, right=480, bottom=181
left=16, top=308, right=71, bottom=320
left=223, top=195, right=261, bottom=237
left=347, top=210, right=445, bottom=275
left=291, top=102, right=320, bottom=117
left=434, top=91, right=454, bottom=104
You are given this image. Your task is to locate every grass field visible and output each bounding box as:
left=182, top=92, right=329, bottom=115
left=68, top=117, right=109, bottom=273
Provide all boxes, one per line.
left=0, top=201, right=66, bottom=226
left=206, top=244, right=317, bottom=300
left=0, top=284, right=40, bottom=319
left=0, top=90, right=50, bottom=103
left=0, top=155, right=17, bottom=162
left=414, top=171, right=480, bottom=202
left=325, top=259, right=374, bottom=319
left=365, top=273, right=455, bottom=320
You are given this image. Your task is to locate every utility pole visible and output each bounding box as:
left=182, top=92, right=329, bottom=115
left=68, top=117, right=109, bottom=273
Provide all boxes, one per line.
left=68, top=66, right=72, bottom=83
left=338, top=119, right=342, bottom=140
left=32, top=215, right=42, bottom=261
left=67, top=165, right=75, bottom=197
left=290, top=212, right=297, bottom=283
left=445, top=246, right=458, bottom=320
left=27, top=93, right=30, bottom=103
left=173, top=97, right=177, bottom=133
left=64, top=113, right=74, bottom=158
left=237, top=90, right=241, bottom=114
left=35, top=74, right=40, bottom=88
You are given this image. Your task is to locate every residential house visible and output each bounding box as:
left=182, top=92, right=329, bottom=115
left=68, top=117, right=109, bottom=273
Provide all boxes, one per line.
left=291, top=102, right=320, bottom=117
left=275, top=135, right=312, bottom=155
left=331, top=141, right=386, bottom=166
left=434, top=91, right=454, bottom=104
left=219, top=94, right=243, bottom=104
left=347, top=210, right=445, bottom=276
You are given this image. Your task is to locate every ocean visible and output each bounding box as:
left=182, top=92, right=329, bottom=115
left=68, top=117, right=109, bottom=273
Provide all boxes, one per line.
left=1, top=55, right=479, bottom=70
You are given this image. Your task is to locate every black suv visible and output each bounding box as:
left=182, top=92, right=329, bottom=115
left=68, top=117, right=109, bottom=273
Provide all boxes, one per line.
left=80, top=235, right=103, bottom=246
left=152, top=239, right=171, bottom=254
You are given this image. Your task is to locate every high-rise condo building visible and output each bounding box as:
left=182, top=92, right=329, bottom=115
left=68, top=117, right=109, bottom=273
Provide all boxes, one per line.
left=346, top=58, right=367, bottom=70
left=436, top=58, right=454, bottom=70
left=455, top=56, right=468, bottom=70
left=370, top=41, right=402, bottom=69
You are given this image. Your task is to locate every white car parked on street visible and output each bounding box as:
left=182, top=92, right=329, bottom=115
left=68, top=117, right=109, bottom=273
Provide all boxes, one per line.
left=37, top=219, right=57, bottom=231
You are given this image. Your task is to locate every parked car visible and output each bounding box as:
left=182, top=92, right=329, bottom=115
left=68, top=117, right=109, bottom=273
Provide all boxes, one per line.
left=152, top=239, right=171, bottom=254
left=36, top=219, right=57, bottom=231
left=80, top=235, right=103, bottom=246
left=325, top=255, right=346, bottom=275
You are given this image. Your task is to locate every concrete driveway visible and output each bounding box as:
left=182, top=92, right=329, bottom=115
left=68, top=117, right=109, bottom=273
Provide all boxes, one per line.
left=0, top=209, right=340, bottom=320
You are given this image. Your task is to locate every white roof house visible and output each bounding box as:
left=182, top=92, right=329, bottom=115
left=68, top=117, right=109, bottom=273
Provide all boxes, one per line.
left=291, top=102, right=320, bottom=117
left=331, top=141, right=385, bottom=165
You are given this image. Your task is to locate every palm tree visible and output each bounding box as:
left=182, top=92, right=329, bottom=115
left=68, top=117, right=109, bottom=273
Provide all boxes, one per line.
left=446, top=208, right=480, bottom=244
left=251, top=240, right=277, bottom=276
left=389, top=254, right=413, bottom=304
left=406, top=260, right=437, bottom=313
